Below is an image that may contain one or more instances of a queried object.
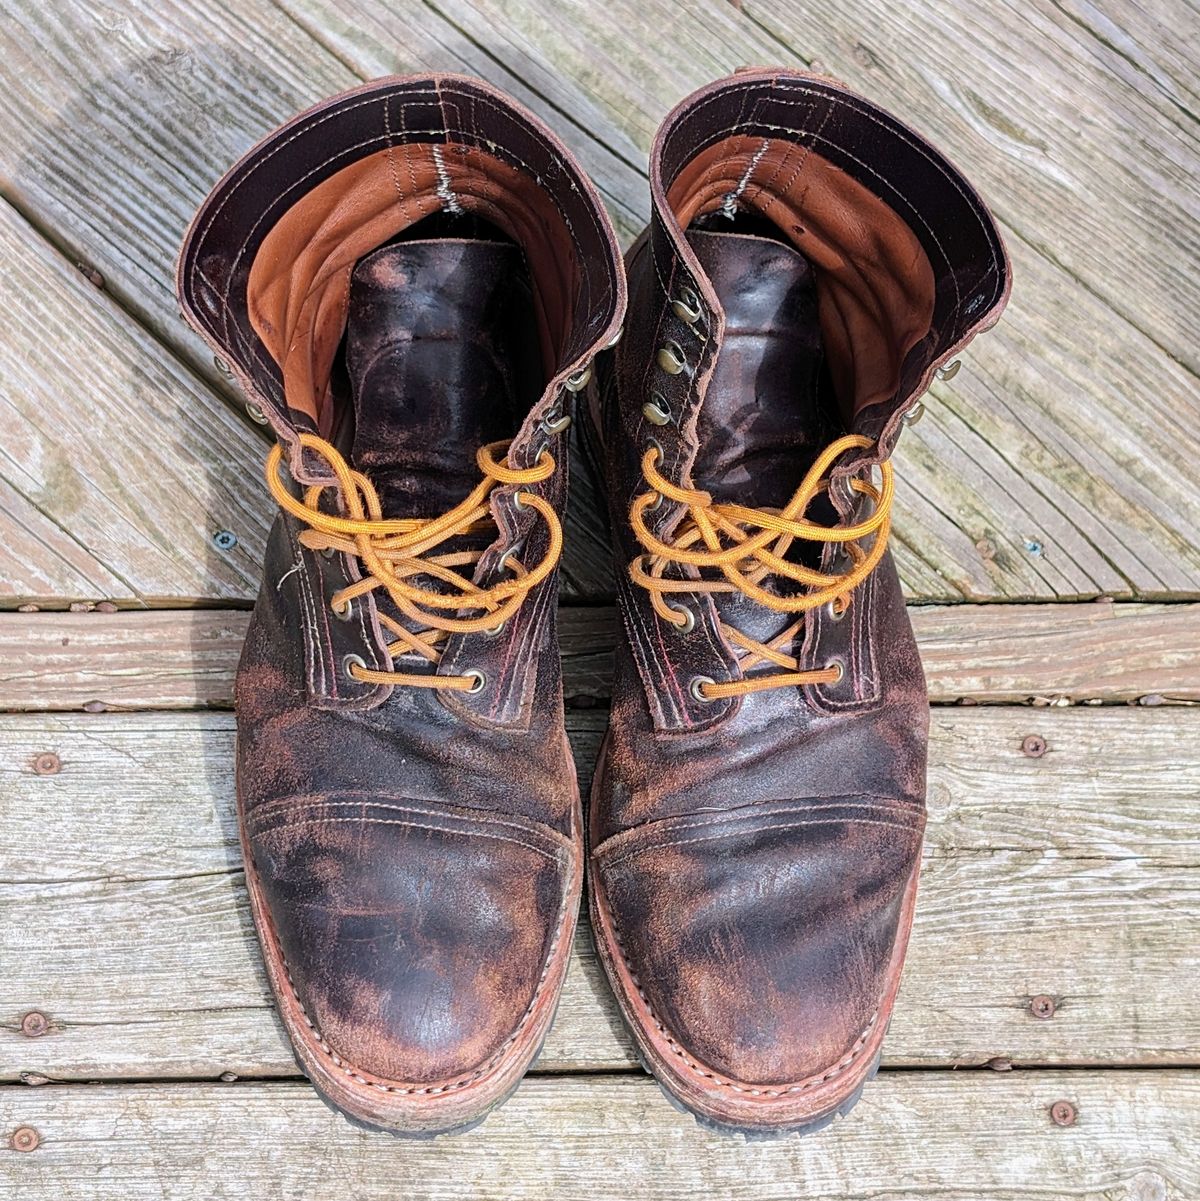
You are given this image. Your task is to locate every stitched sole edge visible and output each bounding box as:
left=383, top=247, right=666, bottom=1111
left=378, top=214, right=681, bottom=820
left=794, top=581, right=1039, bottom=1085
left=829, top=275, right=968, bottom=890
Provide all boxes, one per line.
left=299, top=991, right=567, bottom=1141
left=632, top=1034, right=885, bottom=1141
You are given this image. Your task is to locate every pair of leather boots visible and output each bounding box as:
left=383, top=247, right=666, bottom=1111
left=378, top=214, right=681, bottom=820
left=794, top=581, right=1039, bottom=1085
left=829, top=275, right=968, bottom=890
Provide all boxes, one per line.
left=179, top=70, right=1009, bottom=1138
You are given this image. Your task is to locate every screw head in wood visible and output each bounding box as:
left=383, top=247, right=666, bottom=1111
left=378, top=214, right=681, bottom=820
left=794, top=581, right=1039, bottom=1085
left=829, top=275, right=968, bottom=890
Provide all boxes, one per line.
left=1030, top=994, right=1057, bottom=1019
left=10, top=1126, right=39, bottom=1152
left=32, top=752, right=61, bottom=776
left=20, top=1011, right=49, bottom=1038
left=1022, top=735, right=1047, bottom=758
left=1050, top=1100, right=1077, bottom=1127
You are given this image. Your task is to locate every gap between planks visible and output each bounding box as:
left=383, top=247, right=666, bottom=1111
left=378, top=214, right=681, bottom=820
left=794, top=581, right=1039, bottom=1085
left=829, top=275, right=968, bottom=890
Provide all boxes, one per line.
left=0, top=602, right=1196, bottom=712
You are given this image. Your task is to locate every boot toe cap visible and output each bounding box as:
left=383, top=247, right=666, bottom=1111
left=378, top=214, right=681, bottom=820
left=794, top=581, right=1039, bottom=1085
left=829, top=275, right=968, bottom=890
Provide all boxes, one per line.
left=594, top=797, right=923, bottom=1106
left=247, top=797, right=577, bottom=1100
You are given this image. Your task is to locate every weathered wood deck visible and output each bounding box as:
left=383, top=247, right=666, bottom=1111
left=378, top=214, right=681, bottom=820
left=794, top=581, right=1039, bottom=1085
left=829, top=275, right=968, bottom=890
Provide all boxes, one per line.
left=0, top=1, right=1197, bottom=1197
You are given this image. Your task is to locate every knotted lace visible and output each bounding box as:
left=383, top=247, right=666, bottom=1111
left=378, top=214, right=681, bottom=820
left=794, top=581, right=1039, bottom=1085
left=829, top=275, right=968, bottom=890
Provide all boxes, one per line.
left=266, top=432, right=561, bottom=690
left=629, top=433, right=893, bottom=700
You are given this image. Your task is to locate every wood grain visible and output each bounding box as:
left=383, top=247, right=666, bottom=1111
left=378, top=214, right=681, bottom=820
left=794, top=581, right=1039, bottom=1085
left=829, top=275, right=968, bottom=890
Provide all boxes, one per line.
left=1, top=1073, right=1196, bottom=1200
left=2, top=602, right=1195, bottom=712
left=277, top=0, right=1200, bottom=602
left=1, top=0, right=1197, bottom=602
left=1, top=708, right=1196, bottom=1082
left=0, top=200, right=273, bottom=607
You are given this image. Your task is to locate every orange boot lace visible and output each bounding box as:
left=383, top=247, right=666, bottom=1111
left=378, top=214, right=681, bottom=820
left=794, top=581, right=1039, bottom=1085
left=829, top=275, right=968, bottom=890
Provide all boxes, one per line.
left=266, top=433, right=562, bottom=691
left=629, top=433, right=893, bottom=701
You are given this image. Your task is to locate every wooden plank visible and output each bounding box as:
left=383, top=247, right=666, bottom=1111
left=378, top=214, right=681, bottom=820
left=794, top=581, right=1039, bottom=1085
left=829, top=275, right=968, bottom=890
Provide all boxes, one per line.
left=1, top=602, right=1196, bottom=712
left=0, top=200, right=273, bottom=608
left=2, top=2, right=1197, bottom=602
left=0, top=0, right=618, bottom=600
left=0, top=1073, right=1196, bottom=1199
left=0, top=610, right=250, bottom=711
left=0, top=0, right=355, bottom=387
left=278, top=0, right=1200, bottom=603
left=1, top=708, right=1196, bottom=1082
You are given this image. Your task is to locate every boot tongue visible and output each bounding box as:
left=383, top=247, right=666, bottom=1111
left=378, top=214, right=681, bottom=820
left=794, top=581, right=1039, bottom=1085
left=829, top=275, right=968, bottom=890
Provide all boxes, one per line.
left=687, top=228, right=837, bottom=510
left=686, top=227, right=840, bottom=641
left=346, top=239, right=533, bottom=517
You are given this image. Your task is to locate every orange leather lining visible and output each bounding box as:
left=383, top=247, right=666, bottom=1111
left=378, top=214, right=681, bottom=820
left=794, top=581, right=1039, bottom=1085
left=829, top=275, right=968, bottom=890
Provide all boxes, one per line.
left=246, top=142, right=579, bottom=433
left=666, top=135, right=935, bottom=419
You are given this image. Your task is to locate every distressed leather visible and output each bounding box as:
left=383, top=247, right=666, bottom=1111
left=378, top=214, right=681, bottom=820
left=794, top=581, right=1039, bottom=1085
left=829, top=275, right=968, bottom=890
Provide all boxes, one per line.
left=178, top=75, right=624, bottom=1134
left=587, top=69, right=1010, bottom=1134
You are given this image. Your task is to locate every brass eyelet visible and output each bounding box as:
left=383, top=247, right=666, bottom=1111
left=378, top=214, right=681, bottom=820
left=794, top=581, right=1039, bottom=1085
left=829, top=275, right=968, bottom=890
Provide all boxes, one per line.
left=319, top=545, right=337, bottom=559
left=245, top=401, right=269, bottom=425
left=825, top=599, right=847, bottom=624
left=665, top=602, right=695, bottom=634
left=462, top=668, right=487, bottom=694
left=671, top=286, right=702, bottom=325
left=657, top=341, right=686, bottom=375
left=331, top=597, right=354, bottom=622
left=540, top=409, right=572, bottom=435
left=342, top=653, right=366, bottom=682
left=690, top=675, right=717, bottom=703
left=485, top=619, right=506, bottom=637
left=564, top=364, right=593, bottom=392
left=642, top=393, right=672, bottom=426
left=826, top=658, right=846, bottom=684
left=605, top=325, right=624, bottom=348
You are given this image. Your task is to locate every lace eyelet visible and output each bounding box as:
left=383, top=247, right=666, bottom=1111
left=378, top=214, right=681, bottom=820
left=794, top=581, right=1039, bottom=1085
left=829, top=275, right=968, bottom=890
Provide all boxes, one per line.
left=657, top=341, right=686, bottom=375
left=245, top=401, right=269, bottom=425
left=513, top=491, right=531, bottom=510
left=563, top=364, right=592, bottom=392
left=342, top=653, right=366, bottom=682
left=540, top=408, right=572, bottom=435
left=901, top=401, right=925, bottom=427
left=671, top=286, right=702, bottom=325
left=319, top=545, right=336, bottom=559
left=826, top=658, right=845, bottom=684
left=642, top=392, right=672, bottom=426
left=826, top=599, right=847, bottom=624
left=690, top=675, right=717, bottom=703
left=665, top=602, right=695, bottom=634
left=331, top=597, right=354, bottom=622
left=935, top=359, right=961, bottom=381
left=462, top=668, right=487, bottom=694
left=485, top=619, right=506, bottom=637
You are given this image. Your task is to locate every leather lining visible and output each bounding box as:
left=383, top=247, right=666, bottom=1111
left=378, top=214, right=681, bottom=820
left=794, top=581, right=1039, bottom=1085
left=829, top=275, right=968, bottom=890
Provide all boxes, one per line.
left=666, top=134, right=936, bottom=420
left=246, top=143, right=578, bottom=434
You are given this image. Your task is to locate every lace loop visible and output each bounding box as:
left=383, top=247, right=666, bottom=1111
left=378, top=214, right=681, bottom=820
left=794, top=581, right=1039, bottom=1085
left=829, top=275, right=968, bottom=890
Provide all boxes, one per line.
left=266, top=433, right=562, bottom=691
left=628, top=432, right=893, bottom=700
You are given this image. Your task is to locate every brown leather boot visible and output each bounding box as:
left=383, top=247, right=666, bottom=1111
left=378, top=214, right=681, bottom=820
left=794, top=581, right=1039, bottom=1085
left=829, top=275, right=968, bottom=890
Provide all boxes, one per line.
left=585, top=69, right=1010, bottom=1136
left=178, top=76, right=624, bottom=1136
